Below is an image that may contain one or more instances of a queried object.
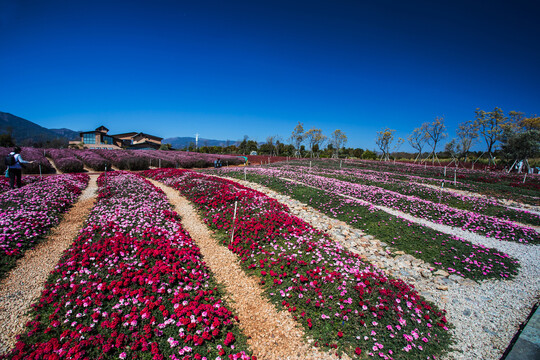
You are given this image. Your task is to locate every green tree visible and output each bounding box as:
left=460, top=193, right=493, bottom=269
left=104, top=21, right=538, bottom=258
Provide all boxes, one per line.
left=305, top=127, right=326, bottom=158
left=473, top=107, right=507, bottom=165
left=290, top=122, right=304, bottom=157
left=329, top=129, right=347, bottom=158
left=375, top=128, right=395, bottom=161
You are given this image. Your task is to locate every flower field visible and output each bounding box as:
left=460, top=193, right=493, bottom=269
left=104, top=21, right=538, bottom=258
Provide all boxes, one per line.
left=222, top=166, right=539, bottom=244
left=0, top=173, right=89, bottom=280
left=0, top=148, right=244, bottom=174
left=0, top=176, right=41, bottom=193
left=0, top=147, right=55, bottom=174
left=319, top=159, right=540, bottom=206
left=45, top=149, right=85, bottom=173
left=217, top=170, right=519, bottom=281
left=6, top=172, right=252, bottom=360
left=144, top=169, right=453, bottom=360
left=281, top=164, right=540, bottom=227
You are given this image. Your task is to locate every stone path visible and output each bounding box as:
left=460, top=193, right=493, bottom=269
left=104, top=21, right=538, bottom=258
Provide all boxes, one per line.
left=149, top=179, right=343, bottom=360
left=0, top=175, right=98, bottom=355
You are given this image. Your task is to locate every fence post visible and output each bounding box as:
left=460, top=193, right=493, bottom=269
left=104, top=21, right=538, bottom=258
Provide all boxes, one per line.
left=159, top=159, right=161, bottom=168
left=523, top=173, right=527, bottom=183
left=39, top=164, right=42, bottom=178
left=244, top=166, right=246, bottom=181
left=230, top=201, right=238, bottom=244
left=310, top=161, right=311, bottom=169
left=340, top=160, right=342, bottom=168
left=444, top=166, right=446, bottom=177
left=454, top=169, right=457, bottom=186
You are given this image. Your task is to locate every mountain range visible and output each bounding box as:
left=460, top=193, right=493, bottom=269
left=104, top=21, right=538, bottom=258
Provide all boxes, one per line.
left=0, top=111, right=235, bottom=148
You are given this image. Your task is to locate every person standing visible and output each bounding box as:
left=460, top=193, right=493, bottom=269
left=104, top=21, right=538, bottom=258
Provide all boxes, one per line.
left=7, top=147, right=34, bottom=189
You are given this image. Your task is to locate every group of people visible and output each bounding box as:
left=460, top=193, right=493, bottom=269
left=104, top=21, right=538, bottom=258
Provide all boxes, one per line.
left=5, top=146, right=34, bottom=189
left=213, top=158, right=223, bottom=168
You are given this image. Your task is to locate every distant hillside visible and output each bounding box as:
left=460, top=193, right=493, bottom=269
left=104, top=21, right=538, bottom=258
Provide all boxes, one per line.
left=163, top=136, right=239, bottom=149
left=0, top=112, right=73, bottom=146
left=49, top=128, right=80, bottom=140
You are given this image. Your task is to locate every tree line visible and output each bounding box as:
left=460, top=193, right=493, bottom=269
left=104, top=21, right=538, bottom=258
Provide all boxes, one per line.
left=187, top=124, right=378, bottom=159
left=376, top=108, right=540, bottom=171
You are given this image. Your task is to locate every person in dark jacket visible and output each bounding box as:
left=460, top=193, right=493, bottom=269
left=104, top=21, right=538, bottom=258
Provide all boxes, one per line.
left=8, top=147, right=34, bottom=189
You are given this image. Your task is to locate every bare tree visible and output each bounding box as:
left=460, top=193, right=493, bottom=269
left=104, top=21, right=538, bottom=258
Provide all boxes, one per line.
left=290, top=122, right=304, bottom=158
left=455, top=120, right=478, bottom=163
left=424, top=117, right=447, bottom=165
left=473, top=107, right=507, bottom=165
left=305, top=128, right=326, bottom=158
left=408, top=126, right=428, bottom=163
left=329, top=129, right=347, bottom=158
left=375, top=128, right=395, bottom=161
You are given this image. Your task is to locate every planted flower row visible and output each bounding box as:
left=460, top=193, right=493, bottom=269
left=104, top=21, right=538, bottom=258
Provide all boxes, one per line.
left=7, top=171, right=252, bottom=360
left=144, top=169, right=453, bottom=360
left=318, top=159, right=540, bottom=206
left=218, top=170, right=519, bottom=280
left=236, top=167, right=540, bottom=244
left=0, top=147, right=55, bottom=174
left=0, top=173, right=89, bottom=280
left=0, top=176, right=42, bottom=193
left=283, top=164, right=540, bottom=227
left=45, top=149, right=85, bottom=173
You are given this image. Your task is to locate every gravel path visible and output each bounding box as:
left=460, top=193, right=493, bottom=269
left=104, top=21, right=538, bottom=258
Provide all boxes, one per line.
left=223, top=176, right=540, bottom=360
left=149, top=179, right=344, bottom=360
left=0, top=175, right=98, bottom=355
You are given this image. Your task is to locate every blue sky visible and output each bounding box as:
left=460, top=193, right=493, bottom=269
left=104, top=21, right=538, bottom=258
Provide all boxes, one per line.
left=1, top=0, right=539, bottom=151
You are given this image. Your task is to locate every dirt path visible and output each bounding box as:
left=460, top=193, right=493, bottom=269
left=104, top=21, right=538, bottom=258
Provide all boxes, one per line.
left=0, top=175, right=98, bottom=355
left=149, top=179, right=342, bottom=360
left=45, top=156, right=62, bottom=174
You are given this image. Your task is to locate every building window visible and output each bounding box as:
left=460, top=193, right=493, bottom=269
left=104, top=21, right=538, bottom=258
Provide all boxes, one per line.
left=83, top=133, right=96, bottom=144
left=102, top=135, right=114, bottom=145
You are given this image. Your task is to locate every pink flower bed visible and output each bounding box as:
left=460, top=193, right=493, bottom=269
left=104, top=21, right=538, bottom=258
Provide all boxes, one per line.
left=144, top=169, right=452, bottom=360
left=0, top=147, right=55, bottom=174
left=0, top=174, right=89, bottom=279
left=240, top=167, right=540, bottom=244
left=0, top=176, right=42, bottom=193
left=6, top=172, right=252, bottom=360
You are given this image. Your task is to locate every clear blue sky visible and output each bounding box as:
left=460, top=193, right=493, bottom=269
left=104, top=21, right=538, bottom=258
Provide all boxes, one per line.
left=1, top=0, right=539, bottom=151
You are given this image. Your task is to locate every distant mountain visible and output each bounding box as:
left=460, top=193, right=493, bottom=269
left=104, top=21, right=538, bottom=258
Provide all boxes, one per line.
left=0, top=112, right=63, bottom=144
left=163, top=136, right=239, bottom=149
left=0, top=112, right=83, bottom=147
left=49, top=128, right=80, bottom=140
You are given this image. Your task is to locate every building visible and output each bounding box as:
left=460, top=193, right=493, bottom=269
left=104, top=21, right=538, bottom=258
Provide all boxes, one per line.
left=70, top=126, right=163, bottom=150
left=112, top=132, right=163, bottom=150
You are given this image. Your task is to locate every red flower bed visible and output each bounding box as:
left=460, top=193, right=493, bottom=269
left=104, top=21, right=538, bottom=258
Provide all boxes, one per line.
left=5, top=172, right=252, bottom=360
left=144, top=169, right=452, bottom=360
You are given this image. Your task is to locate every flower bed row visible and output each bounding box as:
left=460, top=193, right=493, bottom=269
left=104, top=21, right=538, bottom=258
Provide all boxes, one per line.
left=237, top=167, right=540, bottom=244
left=276, top=164, right=540, bottom=227
left=331, top=159, right=540, bottom=206
left=45, top=149, right=85, bottom=173
left=144, top=168, right=453, bottom=360
left=6, top=171, right=252, bottom=360
left=72, top=149, right=110, bottom=171
left=218, top=170, right=519, bottom=280
left=0, top=176, right=42, bottom=193
left=0, top=173, right=89, bottom=280
left=93, top=149, right=243, bottom=171
left=0, top=147, right=55, bottom=174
